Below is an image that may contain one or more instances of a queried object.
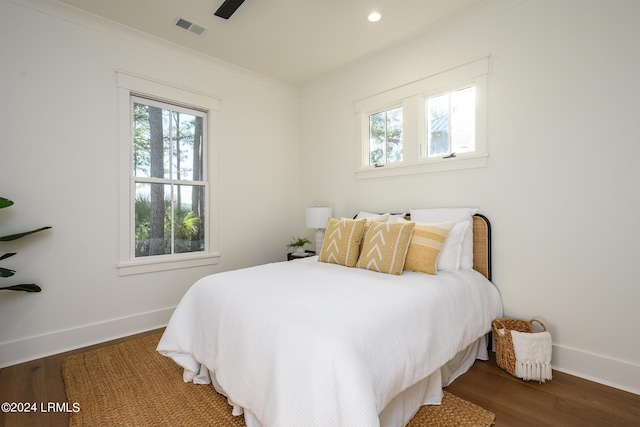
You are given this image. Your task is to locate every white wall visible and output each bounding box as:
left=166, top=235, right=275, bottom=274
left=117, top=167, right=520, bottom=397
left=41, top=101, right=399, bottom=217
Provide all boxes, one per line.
left=2, top=0, right=638, bottom=396
left=0, top=0, right=301, bottom=365
left=300, top=0, right=640, bottom=393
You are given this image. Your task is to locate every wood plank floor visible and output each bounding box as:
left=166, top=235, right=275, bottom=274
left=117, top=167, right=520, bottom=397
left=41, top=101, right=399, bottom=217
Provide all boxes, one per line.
left=1, top=329, right=638, bottom=427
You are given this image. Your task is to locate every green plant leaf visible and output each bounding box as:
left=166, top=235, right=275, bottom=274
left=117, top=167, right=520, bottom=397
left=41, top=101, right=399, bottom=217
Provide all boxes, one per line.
left=0, top=252, right=16, bottom=261
left=0, top=266, right=16, bottom=277
left=0, top=284, right=41, bottom=292
left=286, top=236, right=313, bottom=249
left=0, top=197, right=14, bottom=209
left=0, top=226, right=52, bottom=242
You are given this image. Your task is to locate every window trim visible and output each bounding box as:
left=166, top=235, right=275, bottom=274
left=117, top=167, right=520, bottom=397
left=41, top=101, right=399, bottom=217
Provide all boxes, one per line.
left=116, top=70, right=220, bottom=276
left=355, top=56, right=489, bottom=179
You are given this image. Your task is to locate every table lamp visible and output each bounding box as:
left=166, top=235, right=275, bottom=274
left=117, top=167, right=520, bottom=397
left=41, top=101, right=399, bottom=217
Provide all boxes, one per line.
left=306, top=206, right=332, bottom=254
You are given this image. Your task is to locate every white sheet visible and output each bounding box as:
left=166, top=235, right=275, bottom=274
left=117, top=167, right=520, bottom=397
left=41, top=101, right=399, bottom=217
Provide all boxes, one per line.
left=157, top=257, right=502, bottom=427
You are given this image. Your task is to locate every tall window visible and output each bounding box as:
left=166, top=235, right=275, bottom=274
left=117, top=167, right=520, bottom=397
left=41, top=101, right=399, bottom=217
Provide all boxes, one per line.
left=369, top=106, right=403, bottom=166
left=426, top=86, right=476, bottom=158
left=131, top=97, right=207, bottom=258
left=117, top=71, right=219, bottom=275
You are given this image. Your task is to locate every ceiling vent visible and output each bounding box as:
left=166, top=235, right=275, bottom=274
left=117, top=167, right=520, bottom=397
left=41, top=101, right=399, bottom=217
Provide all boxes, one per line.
left=175, top=17, right=207, bottom=36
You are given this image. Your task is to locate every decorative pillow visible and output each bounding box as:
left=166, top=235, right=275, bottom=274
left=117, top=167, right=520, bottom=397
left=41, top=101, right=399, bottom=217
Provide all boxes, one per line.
left=356, top=221, right=415, bottom=275
left=410, top=208, right=478, bottom=270
left=401, top=218, right=467, bottom=271
left=354, top=214, right=392, bottom=253
left=401, top=221, right=455, bottom=275
left=318, top=218, right=367, bottom=267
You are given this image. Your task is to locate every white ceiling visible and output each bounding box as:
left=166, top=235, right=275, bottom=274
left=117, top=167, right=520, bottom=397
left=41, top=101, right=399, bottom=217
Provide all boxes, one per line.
left=56, top=0, right=486, bottom=86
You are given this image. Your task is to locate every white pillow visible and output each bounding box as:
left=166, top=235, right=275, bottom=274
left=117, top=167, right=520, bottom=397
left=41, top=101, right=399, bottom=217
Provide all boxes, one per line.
left=355, top=211, right=390, bottom=222
left=388, top=213, right=408, bottom=223
left=398, top=218, right=467, bottom=272
left=409, top=208, right=478, bottom=270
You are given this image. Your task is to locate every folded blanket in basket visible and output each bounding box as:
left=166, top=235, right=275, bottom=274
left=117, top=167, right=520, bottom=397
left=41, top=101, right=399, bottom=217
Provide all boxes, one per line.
left=510, top=330, right=552, bottom=382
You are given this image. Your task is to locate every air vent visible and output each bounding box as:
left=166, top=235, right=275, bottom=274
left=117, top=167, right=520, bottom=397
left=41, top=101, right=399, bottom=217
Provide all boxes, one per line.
left=175, top=17, right=207, bottom=36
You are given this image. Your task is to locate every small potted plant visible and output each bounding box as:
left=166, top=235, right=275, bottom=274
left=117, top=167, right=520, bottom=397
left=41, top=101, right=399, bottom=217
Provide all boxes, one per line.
left=286, top=236, right=312, bottom=255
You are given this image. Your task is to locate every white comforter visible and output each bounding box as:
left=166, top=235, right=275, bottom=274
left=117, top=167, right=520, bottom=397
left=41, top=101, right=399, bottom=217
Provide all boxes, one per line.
left=157, top=257, right=502, bottom=427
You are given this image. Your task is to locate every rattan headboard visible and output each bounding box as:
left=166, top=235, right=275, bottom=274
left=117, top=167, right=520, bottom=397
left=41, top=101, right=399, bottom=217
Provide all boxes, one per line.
left=404, top=213, right=492, bottom=281
left=471, top=214, right=491, bottom=281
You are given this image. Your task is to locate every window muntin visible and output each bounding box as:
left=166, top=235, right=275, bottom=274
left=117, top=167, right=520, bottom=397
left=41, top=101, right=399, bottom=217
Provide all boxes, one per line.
left=426, top=86, right=476, bottom=158
left=369, top=106, right=403, bottom=165
left=131, top=96, right=207, bottom=259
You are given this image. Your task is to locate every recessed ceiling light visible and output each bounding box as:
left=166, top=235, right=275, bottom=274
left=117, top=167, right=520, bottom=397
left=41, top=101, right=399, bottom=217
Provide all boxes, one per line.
left=367, top=10, right=384, bottom=23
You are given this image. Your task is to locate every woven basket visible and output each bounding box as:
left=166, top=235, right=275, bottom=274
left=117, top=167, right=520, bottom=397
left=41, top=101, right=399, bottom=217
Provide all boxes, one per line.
left=492, top=318, right=547, bottom=377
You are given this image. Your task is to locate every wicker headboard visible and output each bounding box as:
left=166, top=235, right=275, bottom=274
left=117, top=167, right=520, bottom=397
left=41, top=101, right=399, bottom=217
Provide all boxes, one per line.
left=403, top=213, right=492, bottom=281
left=471, top=214, right=491, bottom=281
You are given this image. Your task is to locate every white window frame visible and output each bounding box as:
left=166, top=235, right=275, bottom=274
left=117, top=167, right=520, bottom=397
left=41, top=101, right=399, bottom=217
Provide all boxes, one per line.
left=116, top=71, right=220, bottom=276
left=355, top=56, right=489, bottom=179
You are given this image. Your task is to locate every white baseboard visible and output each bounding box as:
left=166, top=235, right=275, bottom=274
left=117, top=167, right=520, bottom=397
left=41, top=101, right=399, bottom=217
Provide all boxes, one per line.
left=0, top=307, right=175, bottom=369
left=552, top=344, right=640, bottom=395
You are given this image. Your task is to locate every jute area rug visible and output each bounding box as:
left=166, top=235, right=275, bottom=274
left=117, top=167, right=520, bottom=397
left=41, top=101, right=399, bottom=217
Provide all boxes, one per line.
left=62, top=333, right=495, bottom=427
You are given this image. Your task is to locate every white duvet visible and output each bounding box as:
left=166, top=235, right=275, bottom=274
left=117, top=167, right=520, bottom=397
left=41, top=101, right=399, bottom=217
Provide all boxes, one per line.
left=157, top=257, right=502, bottom=427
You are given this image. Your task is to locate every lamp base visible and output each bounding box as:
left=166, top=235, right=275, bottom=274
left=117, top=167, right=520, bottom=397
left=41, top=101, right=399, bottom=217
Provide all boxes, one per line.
left=315, top=229, right=325, bottom=255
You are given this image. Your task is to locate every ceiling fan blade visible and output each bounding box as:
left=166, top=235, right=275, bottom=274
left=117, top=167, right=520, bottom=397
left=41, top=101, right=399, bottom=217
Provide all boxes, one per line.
left=214, top=0, right=245, bottom=19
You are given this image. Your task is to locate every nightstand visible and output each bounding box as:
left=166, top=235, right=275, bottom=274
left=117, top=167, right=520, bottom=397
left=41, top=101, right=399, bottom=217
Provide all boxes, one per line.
left=287, top=250, right=316, bottom=261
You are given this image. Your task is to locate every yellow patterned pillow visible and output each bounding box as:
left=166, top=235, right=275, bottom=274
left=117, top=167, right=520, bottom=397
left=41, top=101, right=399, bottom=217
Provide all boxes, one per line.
left=356, top=221, right=415, bottom=275
left=318, top=218, right=367, bottom=267
left=359, top=215, right=391, bottom=252
left=400, top=219, right=455, bottom=275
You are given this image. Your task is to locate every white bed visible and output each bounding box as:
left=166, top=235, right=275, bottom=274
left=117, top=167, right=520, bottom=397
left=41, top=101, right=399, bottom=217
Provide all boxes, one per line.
left=158, top=213, right=502, bottom=427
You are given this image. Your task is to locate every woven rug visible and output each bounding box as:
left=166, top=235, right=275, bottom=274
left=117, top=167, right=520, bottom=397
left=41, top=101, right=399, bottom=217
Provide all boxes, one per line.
left=62, top=333, right=495, bottom=426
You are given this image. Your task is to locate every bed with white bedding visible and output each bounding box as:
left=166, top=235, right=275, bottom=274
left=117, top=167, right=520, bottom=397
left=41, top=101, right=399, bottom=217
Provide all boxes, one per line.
left=158, top=211, right=503, bottom=427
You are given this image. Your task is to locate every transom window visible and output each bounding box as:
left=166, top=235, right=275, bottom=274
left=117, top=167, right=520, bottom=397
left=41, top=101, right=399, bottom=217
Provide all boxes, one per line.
left=354, top=56, right=489, bottom=179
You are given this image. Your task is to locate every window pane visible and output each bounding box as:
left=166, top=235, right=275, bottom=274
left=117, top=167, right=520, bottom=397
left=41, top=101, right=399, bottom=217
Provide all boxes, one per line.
left=173, top=184, right=205, bottom=254
left=134, top=183, right=171, bottom=257
left=134, top=182, right=206, bottom=258
left=133, top=102, right=206, bottom=181
left=133, top=102, right=170, bottom=179
left=427, top=93, right=450, bottom=157
left=172, top=113, right=203, bottom=182
left=426, top=87, right=476, bottom=158
left=133, top=103, right=151, bottom=177
left=369, top=107, right=403, bottom=165
left=369, top=112, right=385, bottom=165
left=451, top=87, right=475, bottom=154
left=386, top=107, right=403, bottom=163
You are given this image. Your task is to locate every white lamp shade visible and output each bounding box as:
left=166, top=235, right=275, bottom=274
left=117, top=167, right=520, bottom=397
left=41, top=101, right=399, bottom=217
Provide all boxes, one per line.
left=306, top=206, right=332, bottom=229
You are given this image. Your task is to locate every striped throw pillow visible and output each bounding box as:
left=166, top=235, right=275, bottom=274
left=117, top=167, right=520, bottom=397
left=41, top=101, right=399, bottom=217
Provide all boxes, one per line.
left=400, top=220, right=455, bottom=275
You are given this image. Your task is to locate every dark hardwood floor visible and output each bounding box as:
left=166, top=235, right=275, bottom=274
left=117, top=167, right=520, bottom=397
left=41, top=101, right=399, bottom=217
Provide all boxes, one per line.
left=446, top=354, right=639, bottom=427
left=1, top=329, right=638, bottom=426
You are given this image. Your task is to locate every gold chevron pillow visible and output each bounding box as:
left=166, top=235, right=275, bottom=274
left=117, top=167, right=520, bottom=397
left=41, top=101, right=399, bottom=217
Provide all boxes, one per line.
left=318, top=218, right=367, bottom=267
left=356, top=221, right=415, bottom=275
left=400, top=219, right=455, bottom=275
